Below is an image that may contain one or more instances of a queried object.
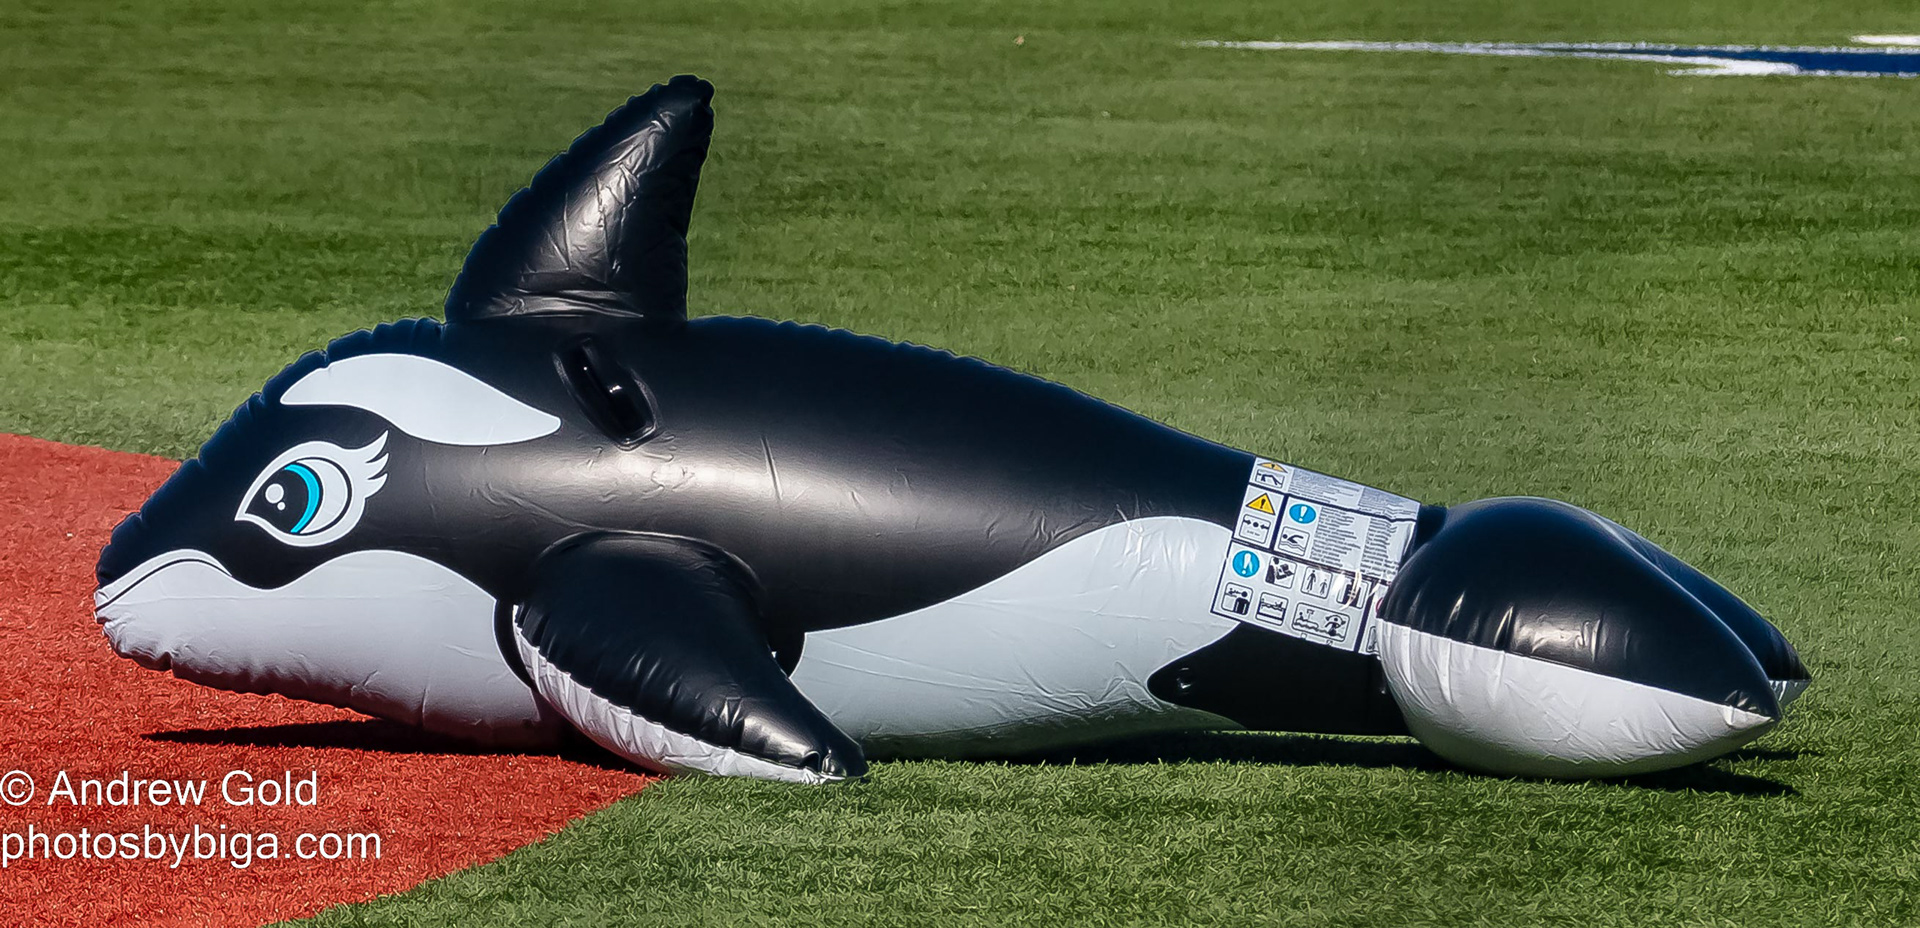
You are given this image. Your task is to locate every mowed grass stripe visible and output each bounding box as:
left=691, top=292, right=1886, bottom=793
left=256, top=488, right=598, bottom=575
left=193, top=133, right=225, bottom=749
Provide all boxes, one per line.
left=2, top=1, right=1916, bottom=925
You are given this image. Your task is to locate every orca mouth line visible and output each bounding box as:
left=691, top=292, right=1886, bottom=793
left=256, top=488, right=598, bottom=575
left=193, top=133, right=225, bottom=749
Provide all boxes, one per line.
left=94, top=549, right=233, bottom=614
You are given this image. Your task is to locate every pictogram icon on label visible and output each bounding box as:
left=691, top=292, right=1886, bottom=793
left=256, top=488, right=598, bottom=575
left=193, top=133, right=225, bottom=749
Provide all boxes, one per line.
left=1255, top=592, right=1288, bottom=625
left=1337, top=576, right=1369, bottom=608
left=1252, top=460, right=1289, bottom=490
left=1235, top=485, right=1279, bottom=545
left=1275, top=524, right=1311, bottom=556
left=1265, top=555, right=1298, bottom=588
left=1301, top=566, right=1334, bottom=599
left=1291, top=603, right=1357, bottom=647
left=1218, top=582, right=1253, bottom=617
left=1235, top=511, right=1274, bottom=546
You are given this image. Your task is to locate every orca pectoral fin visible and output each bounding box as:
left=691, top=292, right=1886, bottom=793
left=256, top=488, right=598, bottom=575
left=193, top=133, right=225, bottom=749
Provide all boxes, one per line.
left=513, top=532, right=865, bottom=783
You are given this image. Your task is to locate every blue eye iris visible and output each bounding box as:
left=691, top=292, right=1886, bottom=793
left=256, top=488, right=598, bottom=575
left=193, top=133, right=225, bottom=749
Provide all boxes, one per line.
left=283, top=462, right=323, bottom=533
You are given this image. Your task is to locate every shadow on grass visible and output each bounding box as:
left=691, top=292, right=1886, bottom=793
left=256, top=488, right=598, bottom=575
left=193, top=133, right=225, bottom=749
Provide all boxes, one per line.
left=144, top=719, right=633, bottom=773
left=995, top=730, right=1799, bottom=796
left=1001, top=730, right=1448, bottom=770
left=149, top=723, right=1800, bottom=796
left=1720, top=746, right=1814, bottom=763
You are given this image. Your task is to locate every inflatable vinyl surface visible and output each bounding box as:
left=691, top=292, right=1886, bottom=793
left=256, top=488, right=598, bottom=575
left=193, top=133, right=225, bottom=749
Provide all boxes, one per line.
left=94, top=76, right=1808, bottom=784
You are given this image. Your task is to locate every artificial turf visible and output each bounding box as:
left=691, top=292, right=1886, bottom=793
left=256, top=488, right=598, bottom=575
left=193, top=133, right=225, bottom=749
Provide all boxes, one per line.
left=3, top=0, right=1918, bottom=924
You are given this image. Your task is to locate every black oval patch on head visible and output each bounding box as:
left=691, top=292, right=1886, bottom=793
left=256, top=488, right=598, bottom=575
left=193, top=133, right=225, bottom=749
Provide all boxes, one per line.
left=560, top=337, right=657, bottom=447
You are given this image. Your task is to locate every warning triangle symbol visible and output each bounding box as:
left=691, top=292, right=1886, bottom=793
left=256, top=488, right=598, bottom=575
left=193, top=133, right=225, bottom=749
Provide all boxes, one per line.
left=1246, top=494, right=1275, bottom=514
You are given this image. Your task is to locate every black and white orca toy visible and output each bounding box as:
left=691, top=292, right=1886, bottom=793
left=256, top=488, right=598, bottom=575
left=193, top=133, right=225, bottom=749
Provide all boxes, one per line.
left=95, top=77, right=1809, bottom=784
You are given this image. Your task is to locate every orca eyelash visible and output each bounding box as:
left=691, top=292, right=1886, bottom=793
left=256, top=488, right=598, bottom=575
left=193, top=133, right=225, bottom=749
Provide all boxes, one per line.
left=235, top=433, right=389, bottom=546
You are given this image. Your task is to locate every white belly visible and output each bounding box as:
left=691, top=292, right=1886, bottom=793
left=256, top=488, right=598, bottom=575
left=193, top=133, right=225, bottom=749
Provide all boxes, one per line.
left=789, top=517, right=1241, bottom=756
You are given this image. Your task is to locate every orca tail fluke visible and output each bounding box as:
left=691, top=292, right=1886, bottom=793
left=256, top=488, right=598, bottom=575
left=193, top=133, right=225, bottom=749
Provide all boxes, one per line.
left=1376, top=498, right=1785, bottom=778
left=445, top=75, right=715, bottom=327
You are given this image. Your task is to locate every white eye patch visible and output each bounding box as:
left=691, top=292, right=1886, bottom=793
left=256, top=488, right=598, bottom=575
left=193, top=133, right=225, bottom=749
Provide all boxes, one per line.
left=282, top=353, right=561, bottom=446
left=235, top=433, right=389, bottom=547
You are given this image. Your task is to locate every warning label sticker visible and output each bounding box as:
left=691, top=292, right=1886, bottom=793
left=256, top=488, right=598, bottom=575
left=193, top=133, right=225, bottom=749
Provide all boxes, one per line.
left=1207, top=458, right=1420, bottom=653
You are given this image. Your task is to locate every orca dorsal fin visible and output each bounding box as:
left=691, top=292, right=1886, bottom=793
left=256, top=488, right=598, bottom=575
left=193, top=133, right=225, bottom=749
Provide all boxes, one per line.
left=445, top=75, right=715, bottom=327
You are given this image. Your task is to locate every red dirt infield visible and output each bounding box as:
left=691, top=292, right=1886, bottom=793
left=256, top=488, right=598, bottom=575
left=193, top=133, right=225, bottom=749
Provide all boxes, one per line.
left=0, top=434, right=651, bottom=926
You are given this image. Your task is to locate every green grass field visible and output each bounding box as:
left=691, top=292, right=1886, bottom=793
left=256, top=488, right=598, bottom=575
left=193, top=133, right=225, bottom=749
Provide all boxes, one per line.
left=6, top=0, right=1920, bottom=924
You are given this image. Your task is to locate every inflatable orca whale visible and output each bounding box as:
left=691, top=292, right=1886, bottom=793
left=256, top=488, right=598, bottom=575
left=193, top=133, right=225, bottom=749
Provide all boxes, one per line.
left=94, top=76, right=1808, bottom=783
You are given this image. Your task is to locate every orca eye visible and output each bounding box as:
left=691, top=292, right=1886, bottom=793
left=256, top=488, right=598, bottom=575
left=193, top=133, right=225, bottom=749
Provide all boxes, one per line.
left=246, top=459, right=346, bottom=536
left=235, top=434, right=389, bottom=547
